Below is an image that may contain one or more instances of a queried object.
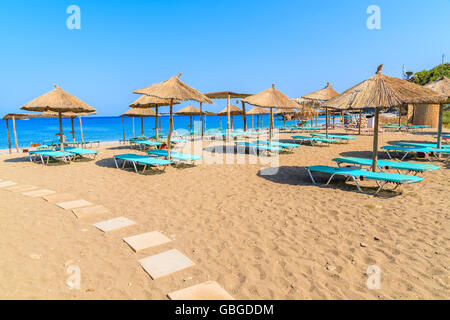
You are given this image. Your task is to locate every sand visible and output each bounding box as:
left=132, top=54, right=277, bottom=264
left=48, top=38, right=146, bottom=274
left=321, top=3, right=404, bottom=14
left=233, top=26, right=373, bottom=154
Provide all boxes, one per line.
left=0, top=129, right=448, bottom=300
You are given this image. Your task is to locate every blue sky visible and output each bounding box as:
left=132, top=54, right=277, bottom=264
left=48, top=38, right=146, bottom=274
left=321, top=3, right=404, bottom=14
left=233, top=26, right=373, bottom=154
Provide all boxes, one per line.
left=0, top=0, right=448, bottom=115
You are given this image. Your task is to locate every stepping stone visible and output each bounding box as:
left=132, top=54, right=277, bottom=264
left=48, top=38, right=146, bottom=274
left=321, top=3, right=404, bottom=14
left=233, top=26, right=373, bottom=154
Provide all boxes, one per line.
left=56, top=200, right=92, bottom=210
left=93, top=217, right=136, bottom=232
left=168, top=281, right=234, bottom=300
left=139, top=249, right=195, bottom=280
left=6, top=185, right=38, bottom=193
left=42, top=193, right=74, bottom=203
left=22, top=189, right=55, bottom=197
left=123, top=231, right=172, bottom=252
left=0, top=181, right=17, bottom=188
left=72, top=205, right=110, bottom=219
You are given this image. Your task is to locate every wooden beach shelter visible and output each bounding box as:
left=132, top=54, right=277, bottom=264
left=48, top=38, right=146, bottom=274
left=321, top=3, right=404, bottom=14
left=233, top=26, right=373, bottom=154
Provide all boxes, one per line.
left=129, top=94, right=180, bottom=140
left=133, top=73, right=213, bottom=159
left=205, top=91, right=252, bottom=133
left=45, top=111, right=96, bottom=143
left=20, top=85, right=95, bottom=151
left=120, top=108, right=156, bottom=141
left=296, top=82, right=339, bottom=137
left=2, top=113, right=54, bottom=153
left=242, top=84, right=298, bottom=142
left=217, top=105, right=243, bottom=130
left=323, top=65, right=447, bottom=172
left=175, top=105, right=207, bottom=134
left=246, top=106, right=269, bottom=129
left=424, top=76, right=450, bottom=148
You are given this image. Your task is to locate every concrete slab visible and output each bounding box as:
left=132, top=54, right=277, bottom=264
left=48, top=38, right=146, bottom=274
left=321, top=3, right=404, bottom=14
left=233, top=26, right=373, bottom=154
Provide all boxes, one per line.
left=139, top=249, right=195, bottom=280
left=5, top=185, right=38, bottom=193
left=22, top=189, right=56, bottom=197
left=123, top=231, right=172, bottom=252
left=56, top=200, right=92, bottom=210
left=72, top=205, right=110, bottom=219
left=42, top=193, right=74, bottom=203
left=93, top=217, right=136, bottom=232
left=168, top=281, right=234, bottom=300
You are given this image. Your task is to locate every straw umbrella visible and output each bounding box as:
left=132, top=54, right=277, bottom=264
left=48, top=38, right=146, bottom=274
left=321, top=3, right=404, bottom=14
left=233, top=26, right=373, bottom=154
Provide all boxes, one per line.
left=120, top=108, right=157, bottom=141
left=133, top=73, right=213, bottom=159
left=242, top=84, right=298, bottom=142
left=20, top=85, right=95, bottom=151
left=297, top=82, right=339, bottom=138
left=205, top=91, right=251, bottom=133
left=2, top=113, right=54, bottom=153
left=424, top=76, right=450, bottom=148
left=290, top=106, right=319, bottom=123
left=175, top=105, right=206, bottom=133
left=246, top=106, right=269, bottom=130
left=129, top=95, right=180, bottom=140
left=217, top=105, right=243, bottom=130
left=324, top=65, right=447, bottom=171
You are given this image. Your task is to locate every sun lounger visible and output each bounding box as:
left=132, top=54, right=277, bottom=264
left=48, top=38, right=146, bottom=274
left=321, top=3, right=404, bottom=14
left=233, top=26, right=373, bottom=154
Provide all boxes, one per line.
left=113, top=154, right=172, bottom=173
left=301, top=126, right=324, bottom=131
left=158, top=138, right=187, bottom=144
left=292, top=135, right=337, bottom=146
left=147, top=149, right=202, bottom=165
left=235, top=142, right=283, bottom=155
left=130, top=139, right=163, bottom=150
left=306, top=165, right=423, bottom=195
left=333, top=157, right=440, bottom=175
left=63, top=147, right=98, bottom=160
left=311, top=133, right=356, bottom=143
left=395, top=142, right=450, bottom=149
left=381, top=146, right=450, bottom=162
left=29, top=150, right=74, bottom=165
left=252, top=140, right=299, bottom=151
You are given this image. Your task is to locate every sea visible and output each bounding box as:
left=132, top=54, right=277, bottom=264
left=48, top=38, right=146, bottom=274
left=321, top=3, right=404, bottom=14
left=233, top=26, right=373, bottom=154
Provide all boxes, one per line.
left=0, top=114, right=332, bottom=150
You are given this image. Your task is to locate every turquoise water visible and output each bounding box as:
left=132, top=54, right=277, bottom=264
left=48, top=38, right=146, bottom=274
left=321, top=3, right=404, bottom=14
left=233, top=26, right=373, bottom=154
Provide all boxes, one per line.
left=0, top=114, right=328, bottom=149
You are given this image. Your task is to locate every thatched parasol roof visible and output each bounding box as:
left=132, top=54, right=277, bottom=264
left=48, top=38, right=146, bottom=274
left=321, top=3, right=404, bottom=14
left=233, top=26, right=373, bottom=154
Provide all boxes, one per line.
left=302, top=82, right=339, bottom=103
left=323, top=65, right=448, bottom=110
left=246, top=106, right=270, bottom=115
left=121, top=108, right=156, bottom=117
left=217, top=105, right=243, bottom=116
left=274, top=108, right=298, bottom=114
left=20, top=85, right=96, bottom=113
left=204, top=91, right=252, bottom=99
left=292, top=97, right=315, bottom=107
left=290, top=106, right=319, bottom=120
left=133, top=73, right=213, bottom=104
left=2, top=113, right=55, bottom=120
left=175, top=105, right=206, bottom=115
left=242, top=84, right=298, bottom=109
left=129, top=95, right=181, bottom=108
left=44, top=111, right=96, bottom=118
left=424, top=76, right=450, bottom=104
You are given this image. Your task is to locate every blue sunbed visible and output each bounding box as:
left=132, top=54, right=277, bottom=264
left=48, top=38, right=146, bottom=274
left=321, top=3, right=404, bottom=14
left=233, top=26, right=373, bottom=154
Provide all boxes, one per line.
left=395, top=142, right=450, bottom=149
left=29, top=150, right=74, bottom=165
left=292, top=135, right=337, bottom=146
left=382, top=146, right=450, bottom=162
left=63, top=147, right=98, bottom=160
left=130, top=139, right=163, bottom=150
left=147, top=149, right=202, bottom=164
left=306, top=165, right=423, bottom=195
left=333, top=157, right=440, bottom=175
left=235, top=142, right=283, bottom=155
left=252, top=140, right=300, bottom=151
left=158, top=138, right=187, bottom=144
left=113, top=154, right=172, bottom=173
left=311, top=134, right=356, bottom=142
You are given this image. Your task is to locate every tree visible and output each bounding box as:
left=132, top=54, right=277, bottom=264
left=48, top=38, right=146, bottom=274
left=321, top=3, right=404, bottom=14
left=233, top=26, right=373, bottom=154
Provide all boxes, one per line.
left=409, top=63, right=450, bottom=85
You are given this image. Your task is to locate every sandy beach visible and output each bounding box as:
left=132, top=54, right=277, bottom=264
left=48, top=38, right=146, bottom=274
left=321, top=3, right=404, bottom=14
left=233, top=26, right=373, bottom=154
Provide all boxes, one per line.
left=0, top=129, right=448, bottom=300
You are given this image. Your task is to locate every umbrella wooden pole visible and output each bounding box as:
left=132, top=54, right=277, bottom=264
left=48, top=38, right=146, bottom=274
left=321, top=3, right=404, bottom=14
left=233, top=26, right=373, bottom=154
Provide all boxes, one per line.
left=241, top=101, right=247, bottom=132
left=261, top=115, right=264, bottom=129
left=141, top=117, right=144, bottom=137
left=12, top=117, right=19, bottom=153
left=231, top=115, right=234, bottom=130
left=325, top=108, right=329, bottom=138
left=122, top=116, right=126, bottom=143
left=437, top=104, right=443, bottom=149
left=219, top=117, right=222, bottom=130
left=200, top=103, right=204, bottom=139
left=227, top=94, right=231, bottom=137
left=333, top=112, right=335, bottom=127
left=269, top=108, right=273, bottom=143
left=132, top=117, right=135, bottom=138
left=58, top=111, right=64, bottom=152
left=155, top=106, right=159, bottom=140
left=257, top=115, right=260, bottom=128
left=372, top=108, right=380, bottom=172
left=5, top=119, right=12, bottom=154
left=358, top=109, right=362, bottom=135
left=79, top=116, right=84, bottom=144
left=167, top=99, right=174, bottom=160
left=71, top=118, right=75, bottom=142
left=252, top=115, right=254, bottom=130
left=398, top=106, right=402, bottom=126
